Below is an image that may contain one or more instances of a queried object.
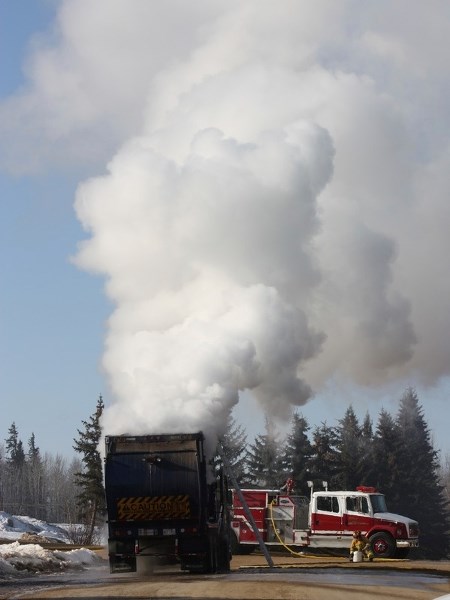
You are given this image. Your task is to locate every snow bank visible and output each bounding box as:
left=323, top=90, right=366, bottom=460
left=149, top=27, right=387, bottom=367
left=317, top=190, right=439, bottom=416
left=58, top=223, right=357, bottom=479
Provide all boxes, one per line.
left=0, top=511, right=71, bottom=543
left=0, top=511, right=102, bottom=578
left=0, top=542, right=101, bottom=577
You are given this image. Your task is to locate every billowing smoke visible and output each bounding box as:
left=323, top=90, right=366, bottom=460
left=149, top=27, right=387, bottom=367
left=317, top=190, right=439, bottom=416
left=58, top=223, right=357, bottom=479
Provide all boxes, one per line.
left=75, top=122, right=332, bottom=444
left=2, top=1, right=449, bottom=449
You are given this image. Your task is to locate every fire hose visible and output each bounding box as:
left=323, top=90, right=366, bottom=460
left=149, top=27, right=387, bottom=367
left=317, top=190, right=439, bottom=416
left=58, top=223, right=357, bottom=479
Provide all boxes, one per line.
left=268, top=500, right=308, bottom=557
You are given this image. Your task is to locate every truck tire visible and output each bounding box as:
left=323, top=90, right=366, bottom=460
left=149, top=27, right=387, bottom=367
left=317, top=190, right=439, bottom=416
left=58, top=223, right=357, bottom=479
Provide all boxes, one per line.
left=369, top=532, right=396, bottom=558
left=217, top=535, right=231, bottom=572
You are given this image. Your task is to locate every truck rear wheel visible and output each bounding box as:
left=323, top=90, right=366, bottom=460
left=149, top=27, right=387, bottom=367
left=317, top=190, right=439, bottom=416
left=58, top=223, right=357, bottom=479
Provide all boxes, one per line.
left=369, top=532, right=396, bottom=558
left=217, top=535, right=231, bottom=572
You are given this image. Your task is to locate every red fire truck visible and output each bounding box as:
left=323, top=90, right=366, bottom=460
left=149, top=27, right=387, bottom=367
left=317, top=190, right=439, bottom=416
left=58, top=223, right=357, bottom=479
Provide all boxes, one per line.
left=231, top=485, right=419, bottom=559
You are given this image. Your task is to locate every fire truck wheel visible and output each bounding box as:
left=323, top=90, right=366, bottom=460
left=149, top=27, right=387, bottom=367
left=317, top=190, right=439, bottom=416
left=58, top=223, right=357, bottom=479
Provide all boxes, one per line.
left=369, top=532, right=396, bottom=558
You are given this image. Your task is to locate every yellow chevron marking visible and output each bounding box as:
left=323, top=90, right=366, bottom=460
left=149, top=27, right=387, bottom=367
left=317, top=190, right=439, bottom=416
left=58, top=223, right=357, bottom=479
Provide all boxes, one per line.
left=117, top=495, right=190, bottom=520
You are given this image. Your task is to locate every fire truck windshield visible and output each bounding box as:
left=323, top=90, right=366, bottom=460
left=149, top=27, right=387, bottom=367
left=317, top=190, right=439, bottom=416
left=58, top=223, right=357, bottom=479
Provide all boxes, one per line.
left=370, top=494, right=388, bottom=513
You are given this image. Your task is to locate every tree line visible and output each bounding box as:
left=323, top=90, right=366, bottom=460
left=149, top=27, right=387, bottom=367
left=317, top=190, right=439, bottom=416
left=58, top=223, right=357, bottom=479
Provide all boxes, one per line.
left=0, top=423, right=82, bottom=523
left=0, top=396, right=105, bottom=544
left=1, top=388, right=449, bottom=557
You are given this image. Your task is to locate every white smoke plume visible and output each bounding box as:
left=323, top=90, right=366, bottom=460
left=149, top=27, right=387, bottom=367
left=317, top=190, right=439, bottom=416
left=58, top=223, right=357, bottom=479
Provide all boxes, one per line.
left=1, top=1, right=449, bottom=448
left=75, top=122, right=331, bottom=444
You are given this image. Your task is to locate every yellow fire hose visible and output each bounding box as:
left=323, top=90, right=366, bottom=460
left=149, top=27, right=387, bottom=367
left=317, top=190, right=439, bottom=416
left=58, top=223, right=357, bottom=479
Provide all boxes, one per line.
left=268, top=499, right=311, bottom=557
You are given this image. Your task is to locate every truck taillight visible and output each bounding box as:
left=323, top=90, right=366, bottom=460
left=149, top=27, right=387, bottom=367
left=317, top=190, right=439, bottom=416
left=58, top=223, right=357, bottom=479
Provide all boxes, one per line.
left=179, top=527, right=198, bottom=534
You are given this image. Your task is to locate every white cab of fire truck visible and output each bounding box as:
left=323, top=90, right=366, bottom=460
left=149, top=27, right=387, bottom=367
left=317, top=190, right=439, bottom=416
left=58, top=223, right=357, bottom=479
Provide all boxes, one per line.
left=306, top=486, right=419, bottom=558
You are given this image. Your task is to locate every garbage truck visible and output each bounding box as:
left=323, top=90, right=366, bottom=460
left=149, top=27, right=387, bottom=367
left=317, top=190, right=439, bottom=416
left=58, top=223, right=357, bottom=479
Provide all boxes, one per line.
left=231, top=484, right=419, bottom=558
left=104, top=432, right=231, bottom=573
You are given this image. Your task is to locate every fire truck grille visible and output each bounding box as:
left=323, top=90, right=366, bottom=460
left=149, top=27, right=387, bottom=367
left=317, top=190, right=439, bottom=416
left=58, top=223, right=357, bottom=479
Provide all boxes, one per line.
left=409, top=524, right=419, bottom=537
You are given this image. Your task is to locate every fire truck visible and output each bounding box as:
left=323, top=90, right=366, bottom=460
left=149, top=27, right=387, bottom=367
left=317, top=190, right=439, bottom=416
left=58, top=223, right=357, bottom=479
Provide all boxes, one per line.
left=231, top=485, right=419, bottom=559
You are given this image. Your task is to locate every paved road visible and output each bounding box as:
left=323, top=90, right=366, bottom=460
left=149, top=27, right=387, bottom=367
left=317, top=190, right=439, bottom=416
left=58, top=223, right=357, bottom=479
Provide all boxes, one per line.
left=2, top=554, right=450, bottom=600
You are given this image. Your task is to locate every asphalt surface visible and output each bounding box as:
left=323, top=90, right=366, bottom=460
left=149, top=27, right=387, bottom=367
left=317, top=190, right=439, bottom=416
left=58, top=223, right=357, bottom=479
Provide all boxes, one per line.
left=2, top=552, right=450, bottom=600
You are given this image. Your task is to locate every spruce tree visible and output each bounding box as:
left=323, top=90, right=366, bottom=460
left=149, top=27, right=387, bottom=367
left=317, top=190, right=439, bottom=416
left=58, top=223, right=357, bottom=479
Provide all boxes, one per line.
left=394, top=388, right=450, bottom=558
left=246, top=416, right=283, bottom=488
left=335, top=406, right=362, bottom=490
left=5, top=422, right=26, bottom=512
left=372, top=408, right=400, bottom=500
left=335, top=406, right=375, bottom=490
left=359, top=412, right=376, bottom=484
left=73, top=395, right=106, bottom=543
left=26, top=433, right=45, bottom=518
left=439, top=453, right=450, bottom=508
left=280, top=412, right=313, bottom=495
left=308, top=422, right=339, bottom=490
left=214, top=414, right=248, bottom=483
left=5, top=422, right=25, bottom=468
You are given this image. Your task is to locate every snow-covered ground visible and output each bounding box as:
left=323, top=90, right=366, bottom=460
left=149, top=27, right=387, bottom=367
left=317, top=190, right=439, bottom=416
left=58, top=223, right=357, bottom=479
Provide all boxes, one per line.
left=0, top=511, right=103, bottom=578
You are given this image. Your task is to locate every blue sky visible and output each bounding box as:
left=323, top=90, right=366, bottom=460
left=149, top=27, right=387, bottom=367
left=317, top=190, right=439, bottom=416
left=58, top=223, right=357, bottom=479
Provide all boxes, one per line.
left=0, top=1, right=107, bottom=457
left=1, top=1, right=450, bottom=462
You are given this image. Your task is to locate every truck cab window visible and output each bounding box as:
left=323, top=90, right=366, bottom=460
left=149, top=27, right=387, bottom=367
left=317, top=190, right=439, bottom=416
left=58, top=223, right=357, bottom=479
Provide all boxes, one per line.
left=346, top=496, right=369, bottom=513
left=317, top=496, right=339, bottom=513
left=370, top=494, right=388, bottom=513
left=346, top=497, right=356, bottom=512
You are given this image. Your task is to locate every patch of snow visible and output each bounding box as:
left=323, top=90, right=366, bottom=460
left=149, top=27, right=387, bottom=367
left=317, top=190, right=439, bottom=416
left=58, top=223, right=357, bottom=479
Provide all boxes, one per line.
left=0, top=511, right=71, bottom=543
left=0, top=511, right=102, bottom=578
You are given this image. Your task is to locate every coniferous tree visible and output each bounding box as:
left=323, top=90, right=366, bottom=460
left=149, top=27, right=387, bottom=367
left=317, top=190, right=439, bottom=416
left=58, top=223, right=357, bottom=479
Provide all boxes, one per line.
left=73, top=395, right=106, bottom=543
left=6, top=422, right=25, bottom=468
left=280, top=412, right=313, bottom=495
left=439, top=453, right=450, bottom=508
left=335, top=406, right=363, bottom=490
left=372, top=408, right=400, bottom=500
left=214, top=414, right=248, bottom=483
left=335, top=406, right=375, bottom=490
left=308, top=422, right=339, bottom=490
left=246, top=416, right=283, bottom=488
left=359, top=411, right=376, bottom=483
left=394, top=388, right=450, bottom=558
left=4, top=423, right=26, bottom=512
left=26, top=433, right=45, bottom=518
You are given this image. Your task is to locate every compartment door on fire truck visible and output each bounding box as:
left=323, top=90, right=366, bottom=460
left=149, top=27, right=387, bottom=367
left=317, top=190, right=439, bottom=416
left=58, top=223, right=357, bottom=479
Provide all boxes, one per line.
left=310, top=494, right=344, bottom=534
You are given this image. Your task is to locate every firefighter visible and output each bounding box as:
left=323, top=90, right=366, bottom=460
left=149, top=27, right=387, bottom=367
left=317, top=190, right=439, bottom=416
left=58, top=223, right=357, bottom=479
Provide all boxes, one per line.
left=349, top=530, right=374, bottom=561
left=280, top=477, right=294, bottom=494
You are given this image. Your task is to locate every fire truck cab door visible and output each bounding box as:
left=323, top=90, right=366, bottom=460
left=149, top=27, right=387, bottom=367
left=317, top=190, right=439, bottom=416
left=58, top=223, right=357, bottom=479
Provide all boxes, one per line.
left=310, top=494, right=344, bottom=534
left=342, top=495, right=372, bottom=533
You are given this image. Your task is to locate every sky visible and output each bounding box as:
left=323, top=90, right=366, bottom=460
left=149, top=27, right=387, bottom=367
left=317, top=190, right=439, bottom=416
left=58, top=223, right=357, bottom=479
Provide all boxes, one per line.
left=1, top=1, right=450, bottom=461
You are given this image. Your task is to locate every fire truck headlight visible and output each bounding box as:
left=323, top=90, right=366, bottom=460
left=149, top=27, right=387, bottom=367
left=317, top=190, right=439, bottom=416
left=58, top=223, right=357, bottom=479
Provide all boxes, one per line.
left=396, top=523, right=407, bottom=538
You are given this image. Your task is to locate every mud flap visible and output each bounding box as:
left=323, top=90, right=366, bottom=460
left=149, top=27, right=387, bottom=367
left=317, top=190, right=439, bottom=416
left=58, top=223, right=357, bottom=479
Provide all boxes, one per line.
left=109, top=554, right=137, bottom=573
